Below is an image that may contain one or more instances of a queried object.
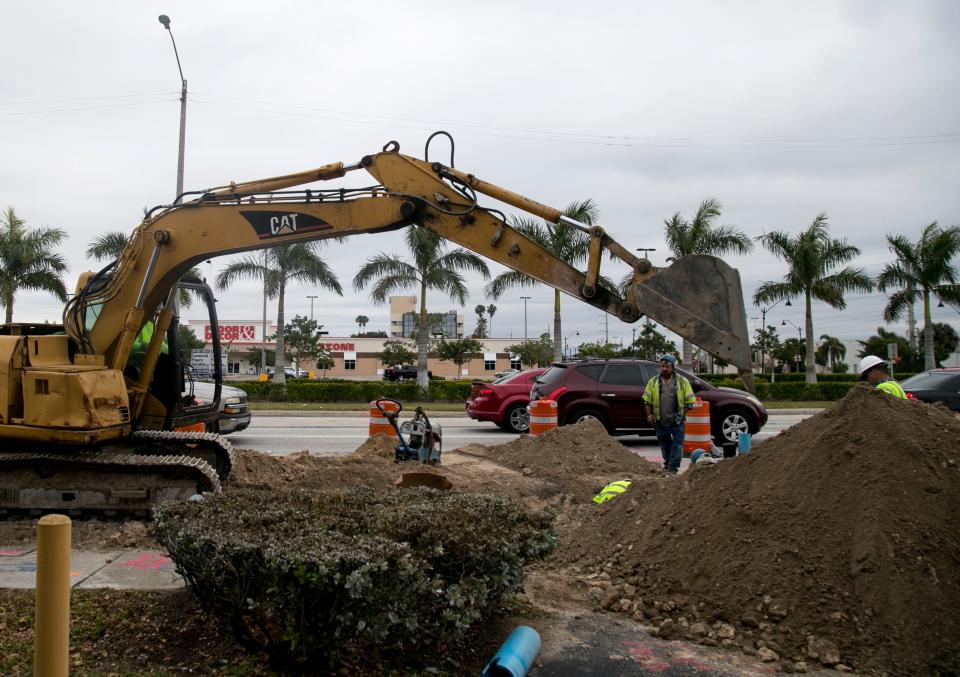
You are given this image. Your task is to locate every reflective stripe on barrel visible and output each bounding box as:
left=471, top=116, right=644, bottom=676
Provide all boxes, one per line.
left=683, top=398, right=711, bottom=456
left=369, top=400, right=398, bottom=437
left=527, top=399, right=558, bottom=436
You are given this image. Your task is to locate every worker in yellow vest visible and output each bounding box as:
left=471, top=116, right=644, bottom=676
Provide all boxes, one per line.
left=858, top=356, right=907, bottom=399
left=643, top=354, right=696, bottom=475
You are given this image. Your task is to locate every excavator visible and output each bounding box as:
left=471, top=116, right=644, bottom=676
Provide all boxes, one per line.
left=0, top=135, right=753, bottom=514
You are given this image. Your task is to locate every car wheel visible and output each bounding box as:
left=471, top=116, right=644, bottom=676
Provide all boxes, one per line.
left=504, top=403, right=530, bottom=434
left=566, top=409, right=608, bottom=430
left=714, top=408, right=754, bottom=445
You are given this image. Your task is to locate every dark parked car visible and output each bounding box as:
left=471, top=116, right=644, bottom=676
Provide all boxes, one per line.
left=901, top=369, right=960, bottom=410
left=466, top=368, right=546, bottom=433
left=529, top=359, right=767, bottom=445
left=384, top=365, right=432, bottom=381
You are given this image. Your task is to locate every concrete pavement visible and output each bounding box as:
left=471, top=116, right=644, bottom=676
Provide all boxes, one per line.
left=0, top=546, right=182, bottom=590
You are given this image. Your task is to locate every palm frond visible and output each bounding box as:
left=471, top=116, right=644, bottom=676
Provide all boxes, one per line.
left=85, top=231, right=130, bottom=262
left=485, top=270, right=538, bottom=299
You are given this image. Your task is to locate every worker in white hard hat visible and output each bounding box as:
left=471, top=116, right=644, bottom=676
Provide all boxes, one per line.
left=858, top=355, right=907, bottom=399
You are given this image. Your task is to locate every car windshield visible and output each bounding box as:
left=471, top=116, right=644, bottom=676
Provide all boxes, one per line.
left=493, top=371, right=525, bottom=385
left=901, top=371, right=960, bottom=390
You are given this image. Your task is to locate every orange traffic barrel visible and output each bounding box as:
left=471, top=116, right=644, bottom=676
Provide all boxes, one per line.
left=369, top=400, right=399, bottom=437
left=527, top=399, right=558, bottom=436
left=683, top=398, right=712, bottom=456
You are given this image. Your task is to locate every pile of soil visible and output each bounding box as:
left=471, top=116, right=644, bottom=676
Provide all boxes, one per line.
left=227, top=447, right=398, bottom=491
left=564, top=387, right=960, bottom=674
left=470, top=419, right=663, bottom=501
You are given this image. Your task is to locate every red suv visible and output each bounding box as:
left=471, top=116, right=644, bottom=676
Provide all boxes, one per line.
left=529, top=359, right=767, bottom=445
left=466, top=368, right=546, bottom=433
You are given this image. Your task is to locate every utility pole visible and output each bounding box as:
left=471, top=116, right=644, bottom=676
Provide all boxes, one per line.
left=306, top=295, right=318, bottom=321
left=520, top=296, right=530, bottom=342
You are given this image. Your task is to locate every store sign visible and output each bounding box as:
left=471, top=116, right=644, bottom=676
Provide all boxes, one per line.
left=191, top=349, right=229, bottom=378
left=205, top=325, right=257, bottom=341
left=321, top=342, right=355, bottom=351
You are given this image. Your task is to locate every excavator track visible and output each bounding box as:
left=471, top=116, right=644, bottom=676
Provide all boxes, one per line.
left=0, top=431, right=233, bottom=517
left=130, top=429, right=234, bottom=481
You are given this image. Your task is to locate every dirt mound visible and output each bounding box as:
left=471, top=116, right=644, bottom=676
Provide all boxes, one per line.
left=227, top=449, right=398, bottom=491
left=472, top=419, right=663, bottom=501
left=353, top=433, right=397, bottom=459
left=565, top=386, right=960, bottom=674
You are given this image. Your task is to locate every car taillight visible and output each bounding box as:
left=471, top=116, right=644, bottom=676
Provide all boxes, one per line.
left=547, top=386, right=568, bottom=400
left=906, top=392, right=917, bottom=400
left=479, top=388, right=493, bottom=396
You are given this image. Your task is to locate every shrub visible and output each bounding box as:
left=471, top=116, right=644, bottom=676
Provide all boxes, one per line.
left=154, top=488, right=557, bottom=671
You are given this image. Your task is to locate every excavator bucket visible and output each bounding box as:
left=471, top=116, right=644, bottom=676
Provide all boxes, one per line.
left=633, top=255, right=755, bottom=393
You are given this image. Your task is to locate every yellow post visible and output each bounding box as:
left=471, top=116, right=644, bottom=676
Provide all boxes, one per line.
left=34, top=514, right=71, bottom=677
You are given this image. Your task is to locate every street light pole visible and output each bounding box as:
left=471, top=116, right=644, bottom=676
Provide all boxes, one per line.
left=782, top=319, right=802, bottom=374
left=158, top=15, right=187, bottom=201
left=306, top=295, right=318, bottom=321
left=520, top=296, right=530, bottom=343
left=757, top=298, right=791, bottom=376
left=564, top=331, right=579, bottom=359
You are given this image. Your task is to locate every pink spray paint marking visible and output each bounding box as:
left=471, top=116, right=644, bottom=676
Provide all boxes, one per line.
left=0, top=549, right=26, bottom=557
left=120, top=552, right=171, bottom=570
left=621, top=644, right=670, bottom=672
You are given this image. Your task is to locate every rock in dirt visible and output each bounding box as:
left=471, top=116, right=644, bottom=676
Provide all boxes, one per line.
left=561, top=387, right=960, bottom=675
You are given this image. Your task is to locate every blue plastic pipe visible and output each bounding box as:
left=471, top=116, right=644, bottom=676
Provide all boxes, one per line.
left=482, top=625, right=541, bottom=677
left=738, top=432, right=752, bottom=454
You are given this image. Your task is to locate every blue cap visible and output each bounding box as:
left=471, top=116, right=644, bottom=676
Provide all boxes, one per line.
left=659, top=354, right=677, bottom=365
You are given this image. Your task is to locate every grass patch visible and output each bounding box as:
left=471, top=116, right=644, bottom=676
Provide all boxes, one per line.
left=762, top=401, right=829, bottom=409
left=248, top=401, right=466, bottom=412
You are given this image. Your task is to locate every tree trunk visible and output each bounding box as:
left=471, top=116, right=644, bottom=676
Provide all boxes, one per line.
left=274, top=283, right=287, bottom=385
left=682, top=339, right=693, bottom=370
left=805, top=289, right=816, bottom=384
left=4, top=296, right=12, bottom=324
left=923, top=290, right=935, bottom=370
left=552, top=289, right=562, bottom=362
left=417, top=279, right=430, bottom=390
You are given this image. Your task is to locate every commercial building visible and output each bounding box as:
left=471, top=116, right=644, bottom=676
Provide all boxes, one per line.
left=185, top=297, right=518, bottom=380
left=389, top=296, right=464, bottom=338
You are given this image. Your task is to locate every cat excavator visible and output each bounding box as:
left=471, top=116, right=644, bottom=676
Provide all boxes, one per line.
left=0, top=135, right=753, bottom=514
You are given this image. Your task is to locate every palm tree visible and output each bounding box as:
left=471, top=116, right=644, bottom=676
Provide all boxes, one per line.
left=0, top=207, right=68, bottom=323
left=487, top=304, right=497, bottom=337
left=815, top=334, right=846, bottom=371
left=86, top=230, right=203, bottom=308
left=355, top=315, right=369, bottom=333
left=218, top=243, right=342, bottom=385
left=754, top=214, right=873, bottom=383
left=877, top=222, right=960, bottom=370
left=473, top=304, right=487, bottom=338
left=486, top=199, right=599, bottom=362
left=663, top=198, right=753, bottom=368
left=354, top=227, right=490, bottom=389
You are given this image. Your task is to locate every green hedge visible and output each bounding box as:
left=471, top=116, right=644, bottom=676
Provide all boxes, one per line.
left=708, top=378, right=860, bottom=400
left=232, top=379, right=474, bottom=402
left=154, top=488, right=556, bottom=671
left=701, top=372, right=917, bottom=385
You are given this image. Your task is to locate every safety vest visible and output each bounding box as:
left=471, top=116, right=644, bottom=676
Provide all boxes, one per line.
left=592, top=480, right=632, bottom=504
left=876, top=380, right=907, bottom=399
left=642, top=374, right=696, bottom=422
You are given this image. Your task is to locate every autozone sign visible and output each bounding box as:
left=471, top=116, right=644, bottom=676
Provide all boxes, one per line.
left=321, top=342, right=355, bottom=351
left=205, top=325, right=257, bottom=341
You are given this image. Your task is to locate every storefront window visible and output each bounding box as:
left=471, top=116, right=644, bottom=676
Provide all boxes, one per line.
left=345, top=359, right=356, bottom=370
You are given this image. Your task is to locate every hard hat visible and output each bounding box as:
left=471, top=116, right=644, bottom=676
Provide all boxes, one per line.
left=858, top=355, right=885, bottom=376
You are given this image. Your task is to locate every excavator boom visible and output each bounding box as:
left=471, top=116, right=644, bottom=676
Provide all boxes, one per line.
left=0, top=137, right=754, bottom=515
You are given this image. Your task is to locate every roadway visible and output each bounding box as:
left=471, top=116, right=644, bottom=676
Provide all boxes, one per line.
left=227, top=411, right=814, bottom=458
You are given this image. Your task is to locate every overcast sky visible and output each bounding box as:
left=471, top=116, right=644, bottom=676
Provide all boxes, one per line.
left=2, top=1, right=958, bottom=355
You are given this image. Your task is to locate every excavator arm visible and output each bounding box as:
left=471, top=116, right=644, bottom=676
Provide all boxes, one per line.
left=67, top=141, right=754, bottom=410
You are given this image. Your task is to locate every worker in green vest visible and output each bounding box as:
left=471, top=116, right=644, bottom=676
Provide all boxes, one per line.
left=858, top=356, right=907, bottom=399
left=643, top=354, right=696, bottom=475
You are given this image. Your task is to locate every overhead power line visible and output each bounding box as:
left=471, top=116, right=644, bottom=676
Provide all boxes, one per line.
left=0, top=98, right=176, bottom=117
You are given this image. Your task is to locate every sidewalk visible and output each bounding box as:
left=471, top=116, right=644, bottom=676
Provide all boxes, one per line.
left=0, top=546, right=182, bottom=590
